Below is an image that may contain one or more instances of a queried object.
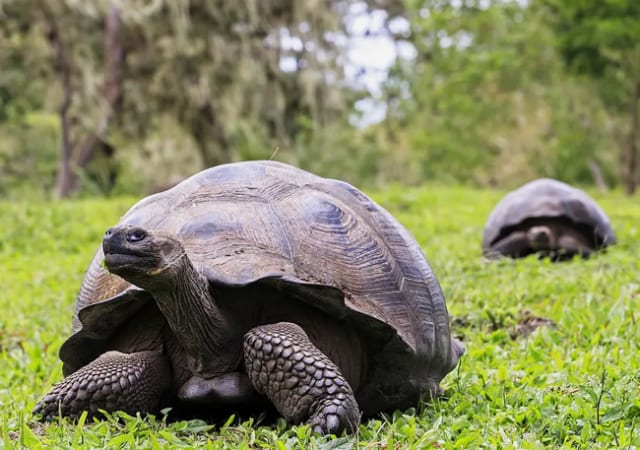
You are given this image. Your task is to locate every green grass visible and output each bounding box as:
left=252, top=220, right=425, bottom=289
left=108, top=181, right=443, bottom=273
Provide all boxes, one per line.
left=1, top=185, right=639, bottom=448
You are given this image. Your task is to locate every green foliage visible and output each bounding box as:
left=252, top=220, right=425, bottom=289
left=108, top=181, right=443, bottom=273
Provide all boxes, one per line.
left=0, top=113, right=61, bottom=198
left=541, top=0, right=640, bottom=83
left=538, top=0, right=640, bottom=192
left=0, top=9, right=63, bottom=198
left=1, top=185, right=639, bottom=447
left=382, top=2, right=622, bottom=188
left=1, top=0, right=394, bottom=196
left=0, top=0, right=636, bottom=195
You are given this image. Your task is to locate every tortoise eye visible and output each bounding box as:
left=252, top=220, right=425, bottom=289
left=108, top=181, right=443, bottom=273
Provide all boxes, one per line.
left=126, top=228, right=147, bottom=243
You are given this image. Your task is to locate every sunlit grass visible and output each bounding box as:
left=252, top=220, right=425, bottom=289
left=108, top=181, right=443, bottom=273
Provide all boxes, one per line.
left=1, top=186, right=638, bottom=448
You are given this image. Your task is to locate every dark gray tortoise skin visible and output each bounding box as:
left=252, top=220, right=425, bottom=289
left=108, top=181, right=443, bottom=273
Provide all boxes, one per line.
left=244, top=323, right=360, bottom=434
left=482, top=178, right=616, bottom=260
left=34, top=161, right=464, bottom=434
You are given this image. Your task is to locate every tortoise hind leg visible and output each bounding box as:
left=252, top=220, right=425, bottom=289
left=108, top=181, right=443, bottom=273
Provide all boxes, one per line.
left=556, top=231, right=594, bottom=260
left=243, top=322, right=360, bottom=435
left=33, top=350, right=171, bottom=420
left=178, top=372, right=261, bottom=406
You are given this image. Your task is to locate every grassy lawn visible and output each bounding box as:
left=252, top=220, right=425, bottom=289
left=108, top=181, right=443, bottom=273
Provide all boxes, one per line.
left=1, top=185, right=638, bottom=448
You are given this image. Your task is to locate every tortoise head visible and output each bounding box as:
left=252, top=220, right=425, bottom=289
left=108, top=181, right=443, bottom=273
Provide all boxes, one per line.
left=102, top=225, right=186, bottom=288
left=526, top=225, right=556, bottom=251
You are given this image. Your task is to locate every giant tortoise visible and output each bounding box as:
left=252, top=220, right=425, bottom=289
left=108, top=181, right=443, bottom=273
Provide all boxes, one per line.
left=482, top=178, right=616, bottom=260
left=34, top=160, right=464, bottom=434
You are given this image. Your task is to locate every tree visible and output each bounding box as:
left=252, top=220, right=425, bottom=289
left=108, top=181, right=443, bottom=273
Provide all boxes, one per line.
left=0, top=0, right=404, bottom=196
left=0, top=0, right=124, bottom=197
left=540, top=0, right=640, bottom=194
left=382, top=2, right=558, bottom=184
left=378, top=1, right=621, bottom=188
left=43, top=1, right=124, bottom=197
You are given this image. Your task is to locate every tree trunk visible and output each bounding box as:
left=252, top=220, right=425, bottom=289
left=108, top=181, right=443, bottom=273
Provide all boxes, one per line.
left=50, top=2, right=124, bottom=198
left=43, top=5, right=74, bottom=198
left=74, top=2, right=124, bottom=170
left=191, top=104, right=231, bottom=168
left=624, top=80, right=640, bottom=195
left=588, top=159, right=608, bottom=192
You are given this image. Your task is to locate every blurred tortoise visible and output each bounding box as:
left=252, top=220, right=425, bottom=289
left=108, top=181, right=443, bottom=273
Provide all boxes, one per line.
left=34, top=160, right=464, bottom=434
left=482, top=178, right=615, bottom=260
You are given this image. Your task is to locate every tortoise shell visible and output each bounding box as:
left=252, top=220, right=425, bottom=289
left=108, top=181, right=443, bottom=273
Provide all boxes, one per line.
left=482, top=178, right=616, bottom=252
left=62, top=161, right=459, bottom=380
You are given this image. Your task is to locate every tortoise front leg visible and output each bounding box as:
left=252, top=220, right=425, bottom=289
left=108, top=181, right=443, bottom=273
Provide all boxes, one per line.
left=243, top=322, right=360, bottom=435
left=486, top=230, right=530, bottom=259
left=33, top=350, right=171, bottom=420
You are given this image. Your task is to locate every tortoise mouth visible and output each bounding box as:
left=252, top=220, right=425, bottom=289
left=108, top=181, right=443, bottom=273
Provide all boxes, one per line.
left=103, top=252, right=157, bottom=274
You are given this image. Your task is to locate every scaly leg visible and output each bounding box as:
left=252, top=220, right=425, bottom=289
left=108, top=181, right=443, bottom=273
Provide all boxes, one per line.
left=33, top=350, right=171, bottom=420
left=243, top=322, right=360, bottom=435
left=486, top=231, right=531, bottom=259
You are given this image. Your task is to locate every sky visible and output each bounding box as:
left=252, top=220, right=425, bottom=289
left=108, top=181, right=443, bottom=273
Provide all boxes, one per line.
left=344, top=3, right=415, bottom=126
left=276, top=0, right=531, bottom=127
left=278, top=2, right=415, bottom=127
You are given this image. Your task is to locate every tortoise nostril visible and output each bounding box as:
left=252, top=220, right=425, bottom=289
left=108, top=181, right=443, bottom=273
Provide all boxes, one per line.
left=126, top=228, right=147, bottom=243
left=104, top=228, right=114, bottom=239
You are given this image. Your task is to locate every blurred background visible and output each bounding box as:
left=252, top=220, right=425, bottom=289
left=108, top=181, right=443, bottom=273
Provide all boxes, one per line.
left=0, top=0, right=638, bottom=199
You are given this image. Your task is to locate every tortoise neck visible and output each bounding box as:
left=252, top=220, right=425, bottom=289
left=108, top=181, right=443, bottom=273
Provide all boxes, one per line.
left=152, top=255, right=240, bottom=376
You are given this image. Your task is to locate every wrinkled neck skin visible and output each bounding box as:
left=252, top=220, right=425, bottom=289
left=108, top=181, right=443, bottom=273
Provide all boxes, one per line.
left=149, top=255, right=240, bottom=378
